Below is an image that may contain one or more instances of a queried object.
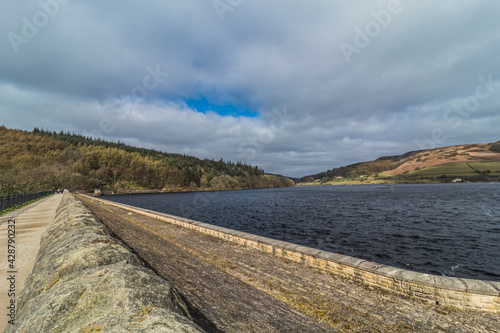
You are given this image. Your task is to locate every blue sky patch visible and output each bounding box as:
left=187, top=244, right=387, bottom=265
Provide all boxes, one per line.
left=186, top=96, right=258, bottom=118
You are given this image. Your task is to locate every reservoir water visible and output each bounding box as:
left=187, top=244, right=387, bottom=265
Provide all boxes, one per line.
left=104, top=183, right=500, bottom=281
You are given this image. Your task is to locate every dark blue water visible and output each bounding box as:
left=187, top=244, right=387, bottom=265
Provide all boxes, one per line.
left=104, top=183, right=500, bottom=281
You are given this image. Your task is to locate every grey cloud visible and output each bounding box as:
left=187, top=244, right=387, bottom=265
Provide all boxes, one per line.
left=1, top=0, right=500, bottom=177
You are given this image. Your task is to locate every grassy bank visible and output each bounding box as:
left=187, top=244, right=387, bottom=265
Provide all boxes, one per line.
left=0, top=194, right=53, bottom=217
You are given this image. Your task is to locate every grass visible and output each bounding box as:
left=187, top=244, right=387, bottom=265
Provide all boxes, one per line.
left=406, top=162, right=500, bottom=177
left=0, top=195, right=52, bottom=217
left=377, top=173, right=395, bottom=178
left=405, top=163, right=474, bottom=177
left=467, top=162, right=500, bottom=174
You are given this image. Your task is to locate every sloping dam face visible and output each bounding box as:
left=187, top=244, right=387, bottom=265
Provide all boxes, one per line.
left=87, top=194, right=500, bottom=314
left=6, top=193, right=204, bottom=333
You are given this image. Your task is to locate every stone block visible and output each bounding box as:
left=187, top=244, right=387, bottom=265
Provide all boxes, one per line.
left=357, top=261, right=385, bottom=273
left=443, top=298, right=462, bottom=306
left=488, top=281, right=500, bottom=294
left=434, top=276, right=467, bottom=292
left=374, top=266, right=402, bottom=278
left=481, top=303, right=499, bottom=310
left=418, top=287, right=433, bottom=296
left=410, top=286, right=423, bottom=294
left=447, top=292, right=465, bottom=301
left=479, top=296, right=494, bottom=303
left=337, top=256, right=364, bottom=269
left=317, top=252, right=344, bottom=264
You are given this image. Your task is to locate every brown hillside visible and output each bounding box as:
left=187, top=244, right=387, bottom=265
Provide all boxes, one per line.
left=385, top=143, right=500, bottom=175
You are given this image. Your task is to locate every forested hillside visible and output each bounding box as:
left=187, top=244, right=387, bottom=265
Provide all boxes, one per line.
left=0, top=126, right=294, bottom=194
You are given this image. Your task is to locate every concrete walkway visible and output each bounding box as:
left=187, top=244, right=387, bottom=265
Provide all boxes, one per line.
left=0, top=194, right=62, bottom=331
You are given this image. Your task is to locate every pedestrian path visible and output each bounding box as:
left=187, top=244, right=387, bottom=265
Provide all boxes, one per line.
left=0, top=194, right=62, bottom=331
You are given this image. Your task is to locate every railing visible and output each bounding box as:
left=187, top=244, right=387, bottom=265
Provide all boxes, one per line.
left=0, top=191, right=54, bottom=212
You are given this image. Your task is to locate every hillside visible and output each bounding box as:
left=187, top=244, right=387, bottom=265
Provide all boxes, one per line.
left=301, top=141, right=500, bottom=184
left=0, top=126, right=294, bottom=194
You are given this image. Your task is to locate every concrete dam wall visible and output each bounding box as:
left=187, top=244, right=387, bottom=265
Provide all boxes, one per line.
left=91, top=196, right=500, bottom=313
left=6, top=193, right=204, bottom=332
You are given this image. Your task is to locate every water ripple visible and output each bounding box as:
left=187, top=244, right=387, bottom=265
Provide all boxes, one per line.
left=106, top=183, right=500, bottom=281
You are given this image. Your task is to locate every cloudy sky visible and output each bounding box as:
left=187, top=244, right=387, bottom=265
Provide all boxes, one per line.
left=1, top=0, right=500, bottom=177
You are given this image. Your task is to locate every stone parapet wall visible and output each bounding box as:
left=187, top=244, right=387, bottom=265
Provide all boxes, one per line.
left=7, top=193, right=204, bottom=333
left=91, top=196, right=500, bottom=313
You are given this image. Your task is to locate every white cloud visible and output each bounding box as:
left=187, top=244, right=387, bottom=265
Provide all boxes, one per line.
left=1, top=0, right=500, bottom=177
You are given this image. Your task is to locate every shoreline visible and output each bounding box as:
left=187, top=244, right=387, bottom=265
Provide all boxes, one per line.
left=84, top=185, right=295, bottom=197
left=297, top=180, right=499, bottom=186
left=86, top=180, right=500, bottom=198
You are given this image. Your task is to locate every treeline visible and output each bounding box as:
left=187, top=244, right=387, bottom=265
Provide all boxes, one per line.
left=32, top=127, right=262, bottom=176
left=0, top=126, right=294, bottom=194
left=301, top=159, right=400, bottom=182
left=490, top=142, right=500, bottom=153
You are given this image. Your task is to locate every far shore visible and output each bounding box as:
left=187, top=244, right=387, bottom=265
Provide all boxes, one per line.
left=297, top=179, right=498, bottom=186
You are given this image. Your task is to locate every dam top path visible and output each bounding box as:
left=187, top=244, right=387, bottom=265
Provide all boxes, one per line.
left=0, top=194, right=63, bottom=332
left=78, top=194, right=499, bottom=332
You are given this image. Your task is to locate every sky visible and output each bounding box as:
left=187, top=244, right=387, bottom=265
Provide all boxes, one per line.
left=1, top=0, right=500, bottom=178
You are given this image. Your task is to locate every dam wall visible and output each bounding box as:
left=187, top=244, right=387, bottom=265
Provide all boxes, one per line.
left=6, top=193, right=204, bottom=332
left=90, top=195, right=500, bottom=313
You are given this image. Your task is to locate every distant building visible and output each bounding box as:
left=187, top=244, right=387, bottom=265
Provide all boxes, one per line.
left=452, top=178, right=463, bottom=183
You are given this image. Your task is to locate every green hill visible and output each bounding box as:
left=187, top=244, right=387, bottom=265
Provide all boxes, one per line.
left=404, top=162, right=500, bottom=180
left=301, top=142, right=500, bottom=185
left=0, top=126, right=294, bottom=194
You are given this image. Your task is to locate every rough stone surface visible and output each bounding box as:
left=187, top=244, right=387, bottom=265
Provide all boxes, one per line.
left=78, top=195, right=334, bottom=332
left=96, top=196, right=500, bottom=313
left=80, top=195, right=500, bottom=332
left=6, top=193, right=204, bottom=333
